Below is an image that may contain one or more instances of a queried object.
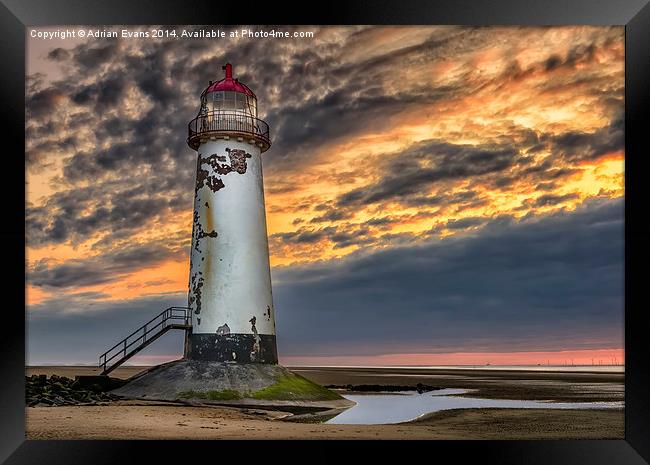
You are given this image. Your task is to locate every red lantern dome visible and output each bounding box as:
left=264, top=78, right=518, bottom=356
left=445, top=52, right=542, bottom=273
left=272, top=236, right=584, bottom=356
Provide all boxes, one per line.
left=204, top=63, right=256, bottom=98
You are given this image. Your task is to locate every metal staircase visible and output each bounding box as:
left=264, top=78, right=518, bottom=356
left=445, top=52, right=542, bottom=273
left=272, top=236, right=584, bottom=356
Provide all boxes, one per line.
left=98, top=306, right=191, bottom=375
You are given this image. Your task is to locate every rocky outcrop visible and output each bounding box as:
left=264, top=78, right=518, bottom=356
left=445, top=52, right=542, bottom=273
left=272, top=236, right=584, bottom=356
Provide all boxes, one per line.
left=25, top=374, right=126, bottom=407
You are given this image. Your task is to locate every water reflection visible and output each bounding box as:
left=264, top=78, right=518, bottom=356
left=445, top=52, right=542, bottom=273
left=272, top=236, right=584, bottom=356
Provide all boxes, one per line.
left=326, top=388, right=624, bottom=425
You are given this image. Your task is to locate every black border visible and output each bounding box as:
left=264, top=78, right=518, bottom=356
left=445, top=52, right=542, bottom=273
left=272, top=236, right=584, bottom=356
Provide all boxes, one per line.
left=3, top=0, right=649, bottom=463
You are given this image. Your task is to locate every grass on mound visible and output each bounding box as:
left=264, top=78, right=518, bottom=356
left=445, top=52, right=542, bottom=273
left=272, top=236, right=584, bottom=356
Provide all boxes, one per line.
left=250, top=373, right=343, bottom=401
left=175, top=372, right=342, bottom=402
left=177, top=389, right=242, bottom=400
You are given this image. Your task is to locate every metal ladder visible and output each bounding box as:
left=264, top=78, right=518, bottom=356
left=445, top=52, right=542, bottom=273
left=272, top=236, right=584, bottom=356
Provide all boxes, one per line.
left=98, top=306, right=191, bottom=375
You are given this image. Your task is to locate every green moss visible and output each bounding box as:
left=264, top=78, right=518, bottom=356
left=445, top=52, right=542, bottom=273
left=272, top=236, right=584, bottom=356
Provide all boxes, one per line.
left=250, top=373, right=343, bottom=401
left=177, top=389, right=242, bottom=400
left=174, top=372, right=341, bottom=402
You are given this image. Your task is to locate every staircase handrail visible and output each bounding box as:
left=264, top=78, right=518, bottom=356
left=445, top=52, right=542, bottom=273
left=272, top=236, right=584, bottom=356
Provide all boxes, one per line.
left=98, top=306, right=190, bottom=374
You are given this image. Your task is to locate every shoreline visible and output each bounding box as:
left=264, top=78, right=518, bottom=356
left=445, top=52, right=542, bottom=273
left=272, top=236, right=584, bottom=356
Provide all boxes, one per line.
left=24, top=365, right=624, bottom=439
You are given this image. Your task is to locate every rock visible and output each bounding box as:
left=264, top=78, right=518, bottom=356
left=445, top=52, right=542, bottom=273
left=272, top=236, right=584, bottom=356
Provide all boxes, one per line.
left=25, top=374, right=124, bottom=407
left=74, top=375, right=126, bottom=391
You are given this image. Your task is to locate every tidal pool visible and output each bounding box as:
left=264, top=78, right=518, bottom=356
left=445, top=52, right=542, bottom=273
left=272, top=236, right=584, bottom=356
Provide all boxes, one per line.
left=326, top=388, right=624, bottom=425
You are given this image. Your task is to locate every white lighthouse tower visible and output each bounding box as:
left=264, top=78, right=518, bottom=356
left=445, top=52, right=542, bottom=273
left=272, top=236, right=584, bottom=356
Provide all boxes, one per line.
left=185, top=63, right=277, bottom=364
left=109, top=64, right=347, bottom=406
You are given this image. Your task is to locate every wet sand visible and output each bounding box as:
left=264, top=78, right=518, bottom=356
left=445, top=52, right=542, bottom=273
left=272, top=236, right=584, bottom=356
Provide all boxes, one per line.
left=25, top=365, right=624, bottom=439
left=26, top=402, right=622, bottom=440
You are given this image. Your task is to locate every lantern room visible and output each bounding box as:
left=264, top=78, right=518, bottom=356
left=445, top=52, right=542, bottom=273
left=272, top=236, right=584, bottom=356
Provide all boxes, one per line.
left=187, top=63, right=270, bottom=152
left=201, top=63, right=258, bottom=117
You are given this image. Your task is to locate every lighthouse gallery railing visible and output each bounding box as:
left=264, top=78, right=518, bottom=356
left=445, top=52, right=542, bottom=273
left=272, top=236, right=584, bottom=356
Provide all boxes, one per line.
left=187, top=110, right=270, bottom=150
left=98, top=306, right=191, bottom=375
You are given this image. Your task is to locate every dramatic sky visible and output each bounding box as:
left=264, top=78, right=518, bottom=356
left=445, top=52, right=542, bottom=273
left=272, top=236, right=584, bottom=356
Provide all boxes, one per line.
left=26, top=26, right=624, bottom=366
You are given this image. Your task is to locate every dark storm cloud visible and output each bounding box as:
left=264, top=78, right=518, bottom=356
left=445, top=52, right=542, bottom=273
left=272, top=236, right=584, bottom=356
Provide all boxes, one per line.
left=531, top=193, right=580, bottom=208
left=60, top=74, right=193, bottom=177
left=38, top=39, right=224, bottom=249
left=28, top=34, right=212, bottom=193
left=71, top=40, right=121, bottom=70
left=330, top=228, right=376, bottom=250
left=272, top=192, right=496, bottom=251
left=521, top=163, right=579, bottom=179
left=125, top=50, right=180, bottom=106
left=271, top=198, right=623, bottom=356
left=25, top=136, right=78, bottom=166
left=267, top=88, right=457, bottom=169
left=271, top=226, right=338, bottom=245
left=270, top=218, right=407, bottom=252
left=444, top=216, right=486, bottom=230
left=365, top=217, right=394, bottom=228
left=496, top=30, right=619, bottom=89
left=47, top=47, right=71, bottom=61
left=61, top=151, right=107, bottom=181
left=544, top=43, right=597, bottom=72
left=71, top=76, right=128, bottom=111
left=93, top=117, right=135, bottom=142
left=402, top=190, right=483, bottom=209
left=26, top=182, right=193, bottom=248
left=29, top=242, right=185, bottom=288
left=535, top=181, right=558, bottom=191
left=338, top=140, right=520, bottom=207
left=455, top=118, right=623, bottom=206
left=309, top=207, right=353, bottom=224
left=543, top=118, right=624, bottom=163
left=26, top=86, right=68, bottom=119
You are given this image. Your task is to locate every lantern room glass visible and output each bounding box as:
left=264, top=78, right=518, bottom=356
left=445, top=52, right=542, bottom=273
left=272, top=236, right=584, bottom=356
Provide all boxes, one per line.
left=207, top=91, right=257, bottom=118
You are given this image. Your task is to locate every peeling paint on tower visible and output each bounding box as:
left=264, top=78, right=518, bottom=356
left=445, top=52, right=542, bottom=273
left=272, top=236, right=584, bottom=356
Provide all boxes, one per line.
left=249, top=316, right=261, bottom=361
left=191, top=211, right=218, bottom=252
left=194, top=148, right=252, bottom=195
left=189, top=272, right=204, bottom=316
left=216, top=323, right=230, bottom=335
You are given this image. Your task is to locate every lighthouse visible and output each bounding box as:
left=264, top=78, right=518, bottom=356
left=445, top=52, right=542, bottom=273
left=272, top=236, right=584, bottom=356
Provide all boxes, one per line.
left=109, top=64, right=347, bottom=407
left=185, top=63, right=277, bottom=364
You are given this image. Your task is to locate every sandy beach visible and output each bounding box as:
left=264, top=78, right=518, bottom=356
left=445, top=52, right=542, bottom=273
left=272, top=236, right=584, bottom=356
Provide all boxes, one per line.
left=25, top=365, right=624, bottom=440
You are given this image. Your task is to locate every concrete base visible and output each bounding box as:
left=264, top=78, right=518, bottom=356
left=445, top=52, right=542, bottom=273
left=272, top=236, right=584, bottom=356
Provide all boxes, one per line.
left=111, top=359, right=352, bottom=411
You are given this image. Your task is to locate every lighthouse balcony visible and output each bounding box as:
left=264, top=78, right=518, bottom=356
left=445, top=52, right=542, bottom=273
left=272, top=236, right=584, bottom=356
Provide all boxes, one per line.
left=187, top=110, right=271, bottom=152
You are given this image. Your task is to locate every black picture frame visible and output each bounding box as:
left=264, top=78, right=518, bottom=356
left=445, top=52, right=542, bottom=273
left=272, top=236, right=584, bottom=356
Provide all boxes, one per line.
left=2, top=0, right=648, bottom=463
